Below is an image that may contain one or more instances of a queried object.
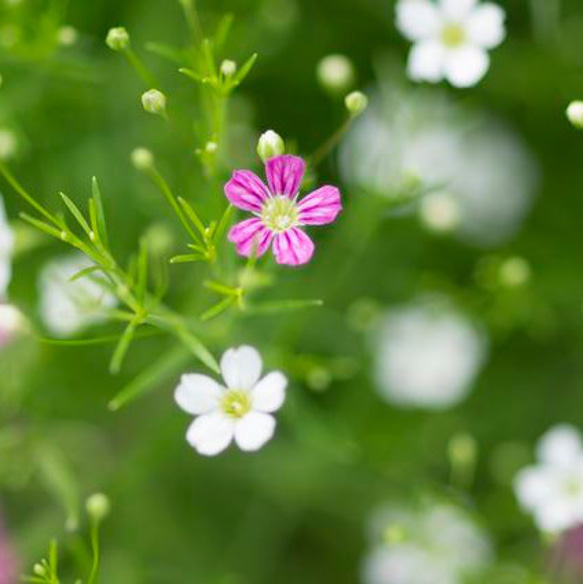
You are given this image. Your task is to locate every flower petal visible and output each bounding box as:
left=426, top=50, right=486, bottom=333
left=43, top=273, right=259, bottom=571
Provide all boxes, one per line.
left=514, top=467, right=555, bottom=511
left=186, top=412, right=235, bottom=456
left=175, top=374, right=222, bottom=414
left=234, top=412, right=276, bottom=452
left=444, top=46, right=489, bottom=87
left=265, top=155, right=306, bottom=198
left=228, top=218, right=274, bottom=258
left=251, top=371, right=287, bottom=413
left=395, top=0, right=442, bottom=41
left=272, top=228, right=315, bottom=266
left=220, top=345, right=263, bottom=390
left=407, top=40, right=446, bottom=83
left=439, top=0, right=477, bottom=20
left=537, top=425, right=583, bottom=467
left=224, top=170, right=271, bottom=212
left=466, top=3, right=506, bottom=49
left=297, top=186, right=342, bottom=225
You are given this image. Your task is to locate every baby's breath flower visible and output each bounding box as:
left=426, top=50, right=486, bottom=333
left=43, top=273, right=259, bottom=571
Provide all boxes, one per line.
left=220, top=59, right=237, bottom=77
left=345, top=91, right=368, bottom=116
left=175, top=346, right=287, bottom=456
left=317, top=54, right=355, bottom=94
left=57, top=25, right=78, bottom=46
left=105, top=26, right=130, bottom=51
left=419, top=191, right=460, bottom=233
left=567, top=101, right=583, bottom=130
left=256, top=130, right=285, bottom=162
left=86, top=493, right=111, bottom=522
left=141, top=89, right=167, bottom=116
left=131, top=147, right=154, bottom=170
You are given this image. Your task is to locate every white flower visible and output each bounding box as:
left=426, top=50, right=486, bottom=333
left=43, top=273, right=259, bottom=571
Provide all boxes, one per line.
left=175, top=345, right=287, bottom=456
left=514, top=425, right=583, bottom=534
left=396, top=0, right=506, bottom=88
left=0, top=303, right=24, bottom=347
left=362, top=502, right=492, bottom=584
left=39, top=253, right=117, bottom=337
left=372, top=297, right=486, bottom=409
left=0, top=195, right=14, bottom=299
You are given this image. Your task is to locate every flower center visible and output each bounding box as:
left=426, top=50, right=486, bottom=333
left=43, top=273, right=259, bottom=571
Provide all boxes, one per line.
left=220, top=389, right=252, bottom=418
left=261, top=195, right=299, bottom=233
left=441, top=23, right=465, bottom=48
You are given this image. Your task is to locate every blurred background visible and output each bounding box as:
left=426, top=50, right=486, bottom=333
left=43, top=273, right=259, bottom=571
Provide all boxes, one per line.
left=2, top=0, right=583, bottom=582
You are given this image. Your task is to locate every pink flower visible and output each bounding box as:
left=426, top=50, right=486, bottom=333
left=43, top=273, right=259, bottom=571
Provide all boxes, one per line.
left=0, top=514, right=18, bottom=584
left=225, top=155, right=342, bottom=266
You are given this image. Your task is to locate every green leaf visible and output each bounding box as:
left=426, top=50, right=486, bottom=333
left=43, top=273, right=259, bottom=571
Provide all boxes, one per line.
left=137, top=239, right=149, bottom=303
left=174, top=324, right=219, bottom=374
left=169, top=253, right=206, bottom=264
left=214, top=13, right=234, bottom=50
left=178, top=67, right=205, bottom=83
left=177, top=196, right=206, bottom=236
left=232, top=52, right=258, bottom=87
left=243, top=299, right=324, bottom=315
left=201, top=38, right=217, bottom=77
left=59, top=192, right=91, bottom=236
left=214, top=204, right=233, bottom=243
left=201, top=295, right=236, bottom=322
left=204, top=279, right=239, bottom=296
left=91, top=177, right=109, bottom=246
left=36, top=329, right=162, bottom=347
left=109, top=318, right=140, bottom=374
left=19, top=213, right=64, bottom=240
left=145, top=42, right=186, bottom=64
left=69, top=264, right=101, bottom=283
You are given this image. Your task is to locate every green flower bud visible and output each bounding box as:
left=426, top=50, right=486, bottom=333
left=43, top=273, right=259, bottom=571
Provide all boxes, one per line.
left=257, top=130, right=285, bottom=162
left=141, top=89, right=167, bottom=116
left=58, top=25, right=78, bottom=46
left=105, top=27, right=130, bottom=52
left=33, top=563, right=47, bottom=576
left=567, top=101, right=583, bottom=129
left=317, top=54, right=355, bottom=95
left=131, top=147, right=154, bottom=170
left=220, top=59, right=237, bottom=77
left=344, top=90, right=368, bottom=116
left=86, top=493, right=111, bottom=522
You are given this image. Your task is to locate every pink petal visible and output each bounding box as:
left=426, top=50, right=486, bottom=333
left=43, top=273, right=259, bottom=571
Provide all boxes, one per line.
left=265, top=155, right=305, bottom=198
left=228, top=218, right=273, bottom=258
left=272, top=228, right=315, bottom=266
left=297, top=185, right=342, bottom=225
left=224, top=170, right=271, bottom=212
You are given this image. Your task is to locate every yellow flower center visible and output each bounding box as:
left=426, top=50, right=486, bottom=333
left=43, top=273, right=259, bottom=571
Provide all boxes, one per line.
left=220, top=390, right=252, bottom=418
left=261, top=195, right=299, bottom=233
left=441, top=23, right=465, bottom=48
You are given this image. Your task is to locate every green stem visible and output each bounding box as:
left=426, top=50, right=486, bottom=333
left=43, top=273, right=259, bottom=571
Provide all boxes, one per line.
left=87, top=522, right=100, bottom=584
left=123, top=48, right=157, bottom=87
left=309, top=117, right=353, bottom=168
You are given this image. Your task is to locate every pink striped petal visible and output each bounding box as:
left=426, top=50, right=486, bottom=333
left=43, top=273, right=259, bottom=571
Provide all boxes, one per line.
left=272, top=228, right=315, bottom=266
left=228, top=218, right=273, bottom=258
left=265, top=155, right=305, bottom=198
left=224, top=170, right=271, bottom=212
left=297, top=186, right=342, bottom=225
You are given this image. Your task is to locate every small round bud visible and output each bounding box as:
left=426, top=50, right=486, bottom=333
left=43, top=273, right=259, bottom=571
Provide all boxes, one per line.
left=220, top=59, right=237, bottom=77
left=33, top=563, right=47, bottom=577
left=499, top=256, right=531, bottom=288
left=141, top=89, right=167, bottom=116
left=58, top=25, right=78, bottom=47
left=205, top=141, right=218, bottom=154
left=317, top=54, right=355, bottom=94
left=131, top=147, right=154, bottom=170
left=0, top=128, right=17, bottom=160
left=344, top=91, right=368, bottom=116
left=567, top=101, right=583, bottom=129
left=257, top=130, right=285, bottom=162
left=419, top=191, right=460, bottom=233
left=86, top=493, right=111, bottom=522
left=105, top=27, right=130, bottom=52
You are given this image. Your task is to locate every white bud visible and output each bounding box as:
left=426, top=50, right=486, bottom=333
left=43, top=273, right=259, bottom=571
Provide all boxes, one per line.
left=317, top=54, right=355, bottom=94
left=344, top=90, right=368, bottom=116
left=0, top=128, right=17, bottom=160
left=105, top=27, right=130, bottom=51
left=86, top=493, right=111, bottom=522
left=141, top=89, right=167, bottom=116
left=220, top=59, right=237, bottom=77
left=131, top=147, right=154, bottom=170
left=205, top=141, right=218, bottom=153
left=58, top=25, right=78, bottom=46
left=567, top=101, right=583, bottom=129
left=419, top=191, right=460, bottom=233
left=33, top=564, right=47, bottom=577
left=256, top=130, right=285, bottom=162
left=499, top=256, right=531, bottom=287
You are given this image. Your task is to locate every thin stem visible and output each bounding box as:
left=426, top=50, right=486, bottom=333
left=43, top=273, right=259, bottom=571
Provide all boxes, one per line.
left=87, top=522, right=100, bottom=584
left=309, top=117, right=353, bottom=168
left=123, top=48, right=157, bottom=87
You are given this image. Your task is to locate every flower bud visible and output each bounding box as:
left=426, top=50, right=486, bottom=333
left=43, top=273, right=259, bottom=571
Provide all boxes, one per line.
left=86, top=493, right=111, bottom=522
left=0, top=128, right=17, bottom=160
left=344, top=90, right=368, bottom=116
left=58, top=25, right=78, bottom=46
left=105, top=27, right=130, bottom=52
left=317, top=54, right=355, bottom=94
left=220, top=59, right=237, bottom=77
left=567, top=101, right=583, bottom=129
left=131, top=147, right=154, bottom=170
left=33, top=564, right=47, bottom=577
left=257, top=130, right=285, bottom=162
left=205, top=141, right=218, bottom=154
left=141, top=89, right=167, bottom=116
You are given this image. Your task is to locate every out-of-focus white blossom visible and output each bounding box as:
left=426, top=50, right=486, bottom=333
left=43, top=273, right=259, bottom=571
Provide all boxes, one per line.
left=372, top=297, right=486, bottom=409
left=362, top=501, right=492, bottom=584
left=0, top=304, right=25, bottom=348
left=567, top=101, right=583, bottom=130
left=39, top=253, right=116, bottom=337
left=0, top=195, right=14, bottom=299
left=395, top=0, right=506, bottom=88
left=514, top=425, right=583, bottom=534
left=340, top=87, right=538, bottom=247
left=317, top=54, right=355, bottom=94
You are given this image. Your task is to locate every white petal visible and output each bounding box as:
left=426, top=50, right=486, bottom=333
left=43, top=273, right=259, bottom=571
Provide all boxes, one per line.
left=439, top=0, right=477, bottom=19
left=535, top=499, right=579, bottom=534
left=396, top=0, right=442, bottom=41
left=407, top=40, right=446, bottom=83
left=514, top=467, right=555, bottom=510
left=537, top=424, right=583, bottom=467
left=251, top=371, right=287, bottom=413
left=186, top=412, right=234, bottom=456
left=234, top=412, right=276, bottom=452
left=466, top=4, right=506, bottom=48
left=220, top=345, right=263, bottom=390
left=444, top=46, right=489, bottom=87
left=174, top=374, right=222, bottom=415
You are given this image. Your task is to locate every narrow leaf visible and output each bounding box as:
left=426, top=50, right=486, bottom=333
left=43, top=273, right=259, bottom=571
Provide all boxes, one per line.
left=170, top=253, right=206, bottom=264
left=91, top=177, right=109, bottom=246
left=243, top=299, right=324, bottom=315
left=201, top=296, right=236, bottom=322
left=59, top=192, right=91, bottom=236
left=177, top=196, right=206, bottom=236
left=109, top=318, right=140, bottom=374
left=232, top=53, right=258, bottom=86
left=19, top=213, right=63, bottom=239
left=145, top=42, right=185, bottom=64
left=214, top=13, right=234, bottom=50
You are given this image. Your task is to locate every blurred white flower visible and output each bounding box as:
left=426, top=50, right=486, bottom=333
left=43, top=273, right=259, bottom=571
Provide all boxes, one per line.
left=0, top=304, right=25, bottom=348
left=395, top=0, right=506, bottom=88
left=0, top=195, right=14, bottom=299
left=39, top=253, right=116, bottom=337
left=317, top=54, right=355, bottom=94
left=175, top=345, right=287, bottom=456
left=362, top=502, right=492, bottom=584
left=372, top=298, right=486, bottom=409
left=0, top=129, right=17, bottom=161
left=514, top=425, right=583, bottom=534
left=340, top=87, right=538, bottom=247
